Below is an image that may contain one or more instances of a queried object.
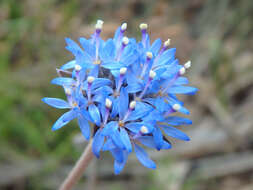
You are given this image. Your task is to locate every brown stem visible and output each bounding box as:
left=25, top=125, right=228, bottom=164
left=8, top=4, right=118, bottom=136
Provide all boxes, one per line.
left=59, top=140, right=94, bottom=190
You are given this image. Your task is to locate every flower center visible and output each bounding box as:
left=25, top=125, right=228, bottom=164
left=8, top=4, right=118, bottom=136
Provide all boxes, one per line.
left=118, top=120, right=125, bottom=127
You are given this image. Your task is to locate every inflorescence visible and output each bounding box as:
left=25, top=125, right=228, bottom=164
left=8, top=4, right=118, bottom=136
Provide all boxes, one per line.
left=42, top=20, right=197, bottom=174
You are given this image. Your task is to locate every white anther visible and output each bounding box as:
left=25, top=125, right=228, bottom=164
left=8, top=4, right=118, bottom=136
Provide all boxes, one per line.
left=139, top=23, right=148, bottom=30
left=64, top=88, right=71, bottom=95
left=122, top=36, right=129, bottom=45
left=95, top=20, right=104, bottom=30
left=146, top=51, right=153, bottom=59
left=87, top=76, right=95, bottom=83
left=74, top=64, right=82, bottom=71
left=105, top=98, right=112, bottom=109
left=120, top=67, right=127, bottom=75
left=121, top=23, right=127, bottom=31
left=129, top=101, right=136, bottom=109
left=179, top=67, right=186, bottom=75
left=140, top=125, right=148, bottom=134
left=164, top=39, right=171, bottom=47
left=149, top=70, right=156, bottom=79
left=172, top=104, right=181, bottom=111
left=184, top=61, right=191, bottom=69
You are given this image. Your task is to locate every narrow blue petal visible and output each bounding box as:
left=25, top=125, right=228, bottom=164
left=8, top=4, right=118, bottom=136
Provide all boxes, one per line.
left=110, top=148, right=124, bottom=163
left=51, top=77, right=76, bottom=86
left=168, top=86, right=198, bottom=95
left=137, top=136, right=172, bottom=149
left=65, top=38, right=83, bottom=54
left=92, top=78, right=112, bottom=90
left=153, top=127, right=163, bottom=150
left=150, top=38, right=162, bottom=55
left=127, top=102, right=153, bottom=121
left=79, top=37, right=96, bottom=57
left=102, top=61, right=124, bottom=70
left=120, top=128, right=132, bottom=152
left=61, top=60, right=76, bottom=70
left=100, top=39, right=116, bottom=61
left=78, top=114, right=90, bottom=140
left=118, top=87, right=129, bottom=119
left=114, top=151, right=128, bottom=175
left=102, top=139, right=116, bottom=151
left=121, top=48, right=139, bottom=67
left=42, top=98, right=70, bottom=109
left=174, top=77, right=189, bottom=85
left=126, top=82, right=143, bottom=93
left=111, top=130, right=125, bottom=149
left=88, top=104, right=101, bottom=126
left=159, top=125, right=190, bottom=141
left=52, top=110, right=77, bottom=131
left=101, top=121, right=118, bottom=136
left=164, top=116, right=192, bottom=126
left=111, top=97, right=119, bottom=118
left=92, top=130, right=105, bottom=158
left=125, top=122, right=143, bottom=133
left=134, top=144, right=156, bottom=169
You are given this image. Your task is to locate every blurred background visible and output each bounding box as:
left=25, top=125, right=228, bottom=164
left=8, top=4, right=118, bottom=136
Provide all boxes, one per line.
left=1, top=0, right=253, bottom=189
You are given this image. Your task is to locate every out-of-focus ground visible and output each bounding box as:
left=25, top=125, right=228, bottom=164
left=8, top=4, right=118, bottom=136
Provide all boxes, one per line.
left=1, top=0, right=253, bottom=189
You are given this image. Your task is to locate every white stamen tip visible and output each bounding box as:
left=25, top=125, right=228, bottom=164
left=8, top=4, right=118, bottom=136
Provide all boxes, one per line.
left=122, top=36, right=129, bottom=45
left=140, top=126, right=148, bottom=134
left=129, top=101, right=136, bottom=109
left=139, top=23, right=148, bottom=30
left=120, top=67, right=127, bottom=75
left=87, top=76, right=95, bottom=83
left=121, top=23, right=127, bottom=31
left=179, top=67, right=186, bottom=75
left=146, top=51, right=153, bottom=59
left=149, top=70, right=156, bottom=79
left=105, top=98, right=112, bottom=109
left=74, top=64, right=82, bottom=71
left=184, top=61, right=191, bottom=69
left=64, top=88, right=71, bottom=95
left=164, top=39, right=171, bottom=47
left=172, top=104, right=181, bottom=111
left=95, top=20, right=104, bottom=30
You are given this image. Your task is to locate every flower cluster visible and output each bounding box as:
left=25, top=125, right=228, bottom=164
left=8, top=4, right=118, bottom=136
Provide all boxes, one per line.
left=42, top=20, right=197, bottom=174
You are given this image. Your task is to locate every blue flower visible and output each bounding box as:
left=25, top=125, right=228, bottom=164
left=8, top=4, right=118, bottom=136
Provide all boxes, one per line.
left=43, top=20, right=197, bottom=174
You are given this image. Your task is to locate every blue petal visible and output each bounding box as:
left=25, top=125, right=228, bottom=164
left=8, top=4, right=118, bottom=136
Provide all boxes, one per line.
left=88, top=104, right=101, bottom=126
left=164, top=116, right=192, bottom=126
left=101, top=121, right=118, bottom=136
left=153, top=127, right=163, bottom=150
left=42, top=98, right=70, bottom=109
left=51, top=77, right=76, bottom=86
left=159, top=125, right=190, bottom=141
left=134, top=144, right=156, bottom=169
left=99, top=39, right=116, bottom=61
left=111, top=130, right=125, bottom=149
left=127, top=102, right=153, bottom=121
left=102, top=61, right=124, bottom=70
left=61, top=60, right=76, bottom=70
left=92, top=130, right=105, bottom=158
left=79, top=37, right=96, bottom=57
left=118, top=87, right=129, bottom=119
left=174, top=77, right=189, bottom=85
left=78, top=114, right=90, bottom=140
left=52, top=110, right=77, bottom=131
left=65, top=38, right=83, bottom=54
left=150, top=38, right=162, bottom=55
left=110, top=148, right=124, bottom=163
left=125, top=122, right=143, bottom=133
left=119, top=128, right=132, bottom=152
left=111, top=97, right=119, bottom=118
left=114, top=150, right=128, bottom=175
left=168, top=86, right=198, bottom=95
left=137, top=136, right=171, bottom=149
left=102, top=139, right=116, bottom=151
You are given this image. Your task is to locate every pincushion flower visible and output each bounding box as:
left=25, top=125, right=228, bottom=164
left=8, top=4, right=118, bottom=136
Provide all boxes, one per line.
left=43, top=20, right=197, bottom=175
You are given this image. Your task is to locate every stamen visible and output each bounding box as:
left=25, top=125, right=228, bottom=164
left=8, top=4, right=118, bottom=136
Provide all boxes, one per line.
left=87, top=76, right=95, bottom=84
left=149, top=70, right=156, bottom=79
left=74, top=64, right=82, bottom=71
left=139, top=23, right=148, bottom=31
left=179, top=67, right=186, bottom=75
left=95, top=20, right=104, bottom=31
left=121, top=23, right=127, bottom=32
left=172, top=104, right=181, bottom=111
left=140, top=23, right=148, bottom=47
left=120, top=67, right=127, bottom=75
left=122, top=36, right=129, bottom=45
left=105, top=98, right=112, bottom=109
left=164, top=39, right=171, bottom=48
left=64, top=88, right=71, bottom=95
left=139, top=52, right=153, bottom=79
left=129, top=101, right=136, bottom=110
left=140, top=126, right=148, bottom=134
left=184, top=61, right=191, bottom=69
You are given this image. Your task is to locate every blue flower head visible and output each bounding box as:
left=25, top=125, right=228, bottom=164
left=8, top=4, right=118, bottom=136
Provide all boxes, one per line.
left=43, top=20, right=197, bottom=174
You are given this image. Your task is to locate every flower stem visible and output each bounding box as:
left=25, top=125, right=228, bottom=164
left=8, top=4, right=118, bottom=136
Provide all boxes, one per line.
left=59, top=140, right=94, bottom=190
